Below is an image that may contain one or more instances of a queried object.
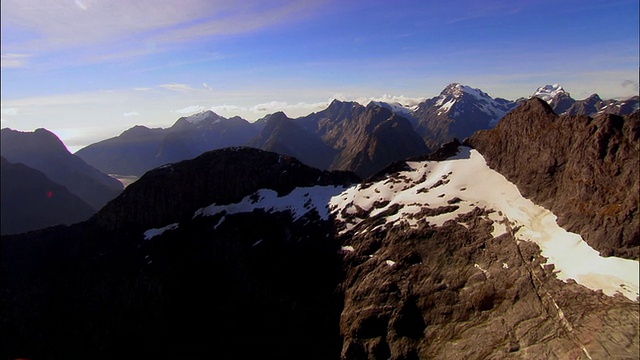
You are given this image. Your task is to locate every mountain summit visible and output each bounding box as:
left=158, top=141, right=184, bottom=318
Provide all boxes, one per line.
left=408, top=83, right=516, bottom=148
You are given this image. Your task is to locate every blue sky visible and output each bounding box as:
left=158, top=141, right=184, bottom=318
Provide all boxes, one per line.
left=1, top=0, right=638, bottom=152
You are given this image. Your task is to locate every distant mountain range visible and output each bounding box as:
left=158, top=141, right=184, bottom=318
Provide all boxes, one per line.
left=2, top=97, right=637, bottom=359
left=74, top=83, right=638, bottom=179
left=531, top=83, right=639, bottom=116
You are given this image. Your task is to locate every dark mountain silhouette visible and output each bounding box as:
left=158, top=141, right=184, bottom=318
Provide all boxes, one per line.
left=1, top=157, right=94, bottom=235
left=467, top=98, right=639, bottom=259
left=1, top=128, right=123, bottom=211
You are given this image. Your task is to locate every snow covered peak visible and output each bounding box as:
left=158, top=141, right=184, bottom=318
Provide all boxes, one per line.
left=439, top=83, right=491, bottom=101
left=369, top=101, right=413, bottom=117
left=182, top=110, right=220, bottom=124
left=432, top=83, right=514, bottom=121
left=532, top=84, right=568, bottom=102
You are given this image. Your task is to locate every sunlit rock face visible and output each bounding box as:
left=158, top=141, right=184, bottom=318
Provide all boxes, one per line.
left=467, top=98, right=639, bottom=260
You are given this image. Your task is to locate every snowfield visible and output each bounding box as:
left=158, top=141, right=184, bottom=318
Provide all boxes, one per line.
left=329, top=147, right=639, bottom=301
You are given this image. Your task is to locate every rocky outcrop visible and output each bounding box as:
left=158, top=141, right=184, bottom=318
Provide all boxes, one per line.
left=1, top=128, right=123, bottom=211
left=1, top=157, right=94, bottom=234
left=338, top=208, right=638, bottom=359
left=466, top=98, right=639, bottom=259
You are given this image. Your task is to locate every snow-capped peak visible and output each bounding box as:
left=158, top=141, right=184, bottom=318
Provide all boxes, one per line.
left=370, top=101, right=413, bottom=117
left=182, top=110, right=219, bottom=124
left=531, top=84, right=567, bottom=102
left=433, top=83, right=513, bottom=122
left=439, top=83, right=491, bottom=101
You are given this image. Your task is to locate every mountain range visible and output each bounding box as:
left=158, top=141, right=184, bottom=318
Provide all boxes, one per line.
left=1, top=92, right=638, bottom=359
left=74, top=83, right=638, bottom=181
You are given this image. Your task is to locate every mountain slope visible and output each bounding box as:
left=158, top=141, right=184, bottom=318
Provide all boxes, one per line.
left=246, top=112, right=336, bottom=170
left=1, top=147, right=360, bottom=359
left=467, top=98, right=639, bottom=259
left=299, top=100, right=430, bottom=178
left=1, top=128, right=123, bottom=211
left=1, top=157, right=94, bottom=235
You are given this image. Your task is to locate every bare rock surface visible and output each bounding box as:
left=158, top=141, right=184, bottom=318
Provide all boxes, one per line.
left=467, top=98, right=639, bottom=259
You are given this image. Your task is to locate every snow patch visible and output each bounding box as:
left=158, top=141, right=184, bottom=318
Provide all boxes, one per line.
left=330, top=146, right=639, bottom=301
left=194, top=185, right=347, bottom=224
left=144, top=223, right=179, bottom=240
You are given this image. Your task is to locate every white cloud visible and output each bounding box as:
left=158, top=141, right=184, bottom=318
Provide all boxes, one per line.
left=355, top=94, right=426, bottom=107
left=176, top=105, right=205, bottom=114
left=202, top=83, right=213, bottom=91
left=123, top=111, right=139, bottom=117
left=210, top=104, right=247, bottom=113
left=249, top=99, right=331, bottom=114
left=1, top=53, right=30, bottom=68
left=158, top=83, right=197, bottom=92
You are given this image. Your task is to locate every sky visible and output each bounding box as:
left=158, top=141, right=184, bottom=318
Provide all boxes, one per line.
left=1, top=0, right=638, bottom=153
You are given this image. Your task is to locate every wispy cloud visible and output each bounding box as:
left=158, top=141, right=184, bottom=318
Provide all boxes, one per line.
left=1, top=53, right=30, bottom=68
left=123, top=111, right=139, bottom=117
left=1, top=0, right=328, bottom=63
left=249, top=99, right=331, bottom=114
left=158, top=83, right=197, bottom=92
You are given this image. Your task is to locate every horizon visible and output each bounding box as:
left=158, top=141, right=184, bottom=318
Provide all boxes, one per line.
left=1, top=0, right=638, bottom=152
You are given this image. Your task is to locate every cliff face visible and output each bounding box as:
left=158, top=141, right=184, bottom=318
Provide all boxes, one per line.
left=467, top=98, right=639, bottom=259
